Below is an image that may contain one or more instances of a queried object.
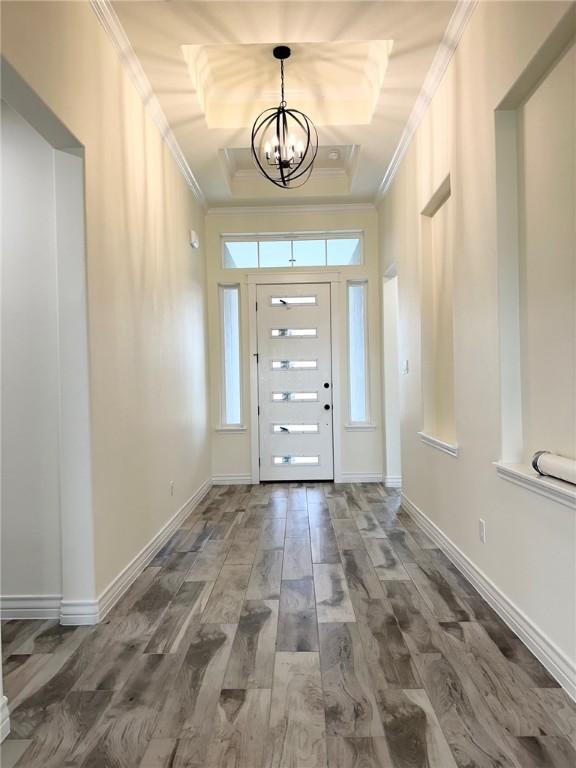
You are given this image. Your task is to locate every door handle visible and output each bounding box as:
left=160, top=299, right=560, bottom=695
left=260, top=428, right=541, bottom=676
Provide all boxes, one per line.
left=323, top=382, right=330, bottom=388
left=324, top=404, right=331, bottom=411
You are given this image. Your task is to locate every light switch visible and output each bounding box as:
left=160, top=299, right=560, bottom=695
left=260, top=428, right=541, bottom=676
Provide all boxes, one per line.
left=401, top=359, right=409, bottom=375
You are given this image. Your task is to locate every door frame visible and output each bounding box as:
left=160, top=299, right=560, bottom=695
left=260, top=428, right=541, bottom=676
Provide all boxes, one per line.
left=247, top=271, right=343, bottom=484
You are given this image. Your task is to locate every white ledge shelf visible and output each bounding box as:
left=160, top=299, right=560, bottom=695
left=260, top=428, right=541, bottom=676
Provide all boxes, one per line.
left=214, top=425, right=247, bottom=434
left=344, top=423, right=377, bottom=432
left=418, top=431, right=459, bottom=457
left=495, top=462, right=576, bottom=510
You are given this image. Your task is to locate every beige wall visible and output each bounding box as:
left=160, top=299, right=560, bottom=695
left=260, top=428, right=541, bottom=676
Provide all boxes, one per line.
left=205, top=207, right=384, bottom=482
left=1, top=2, right=210, bottom=595
left=378, top=0, right=575, bottom=668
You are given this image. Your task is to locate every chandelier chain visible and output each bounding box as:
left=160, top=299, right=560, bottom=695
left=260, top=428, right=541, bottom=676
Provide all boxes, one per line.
left=280, top=59, right=286, bottom=106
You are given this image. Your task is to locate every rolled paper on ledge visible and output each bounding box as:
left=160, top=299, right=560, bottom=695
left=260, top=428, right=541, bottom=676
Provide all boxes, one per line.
left=532, top=451, right=576, bottom=486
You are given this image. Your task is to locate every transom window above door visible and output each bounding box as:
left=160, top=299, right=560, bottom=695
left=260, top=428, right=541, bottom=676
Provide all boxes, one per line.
left=222, top=232, right=362, bottom=269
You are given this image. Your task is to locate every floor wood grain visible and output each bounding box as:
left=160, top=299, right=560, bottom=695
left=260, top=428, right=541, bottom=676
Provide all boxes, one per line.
left=3, top=483, right=573, bottom=768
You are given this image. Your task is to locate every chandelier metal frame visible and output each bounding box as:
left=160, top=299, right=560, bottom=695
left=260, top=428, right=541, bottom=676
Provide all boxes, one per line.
left=251, top=46, right=318, bottom=189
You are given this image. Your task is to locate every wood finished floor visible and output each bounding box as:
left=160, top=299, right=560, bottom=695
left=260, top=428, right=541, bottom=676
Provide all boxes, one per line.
left=2, top=483, right=575, bottom=768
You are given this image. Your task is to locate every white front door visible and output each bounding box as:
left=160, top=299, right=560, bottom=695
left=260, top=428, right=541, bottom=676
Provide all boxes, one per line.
left=256, top=283, right=334, bottom=481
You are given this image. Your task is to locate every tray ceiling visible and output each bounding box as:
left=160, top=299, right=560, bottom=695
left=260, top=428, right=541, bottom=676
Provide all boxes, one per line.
left=112, top=1, right=458, bottom=206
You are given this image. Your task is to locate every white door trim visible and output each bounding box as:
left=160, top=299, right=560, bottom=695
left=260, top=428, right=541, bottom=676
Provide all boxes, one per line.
left=247, top=272, right=343, bottom=483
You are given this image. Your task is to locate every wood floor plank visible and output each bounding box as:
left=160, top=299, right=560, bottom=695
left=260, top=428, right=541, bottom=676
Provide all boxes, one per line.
left=364, top=538, right=410, bottom=581
left=310, top=523, right=341, bottom=564
left=138, top=739, right=177, bottom=767
left=319, top=623, right=385, bottom=737
left=376, top=688, right=458, bottom=768
left=73, top=653, right=181, bottom=768
left=144, top=581, right=210, bottom=654
left=384, top=580, right=446, bottom=655
left=404, top=561, right=471, bottom=622
left=259, top=517, right=286, bottom=549
left=0, top=740, right=31, bottom=768
left=415, top=652, right=519, bottom=767
left=537, top=690, right=576, bottom=750
left=267, top=652, right=327, bottom=768
left=355, top=598, right=421, bottom=689
left=340, top=549, right=386, bottom=614
left=354, top=510, right=388, bottom=539
left=308, top=502, right=333, bottom=526
left=224, top=600, right=278, bottom=688
left=153, top=623, right=236, bottom=743
left=332, top=519, right=365, bottom=550
left=438, top=621, right=563, bottom=738
left=201, top=565, right=251, bottom=623
left=277, top=578, right=318, bottom=652
left=185, top=540, right=229, bottom=581
left=313, top=563, right=356, bottom=623
left=467, top=596, right=562, bottom=688
left=282, top=536, right=313, bottom=579
left=203, top=688, right=271, bottom=768
left=225, top=528, right=261, bottom=565
left=285, top=508, right=310, bottom=537
left=327, top=737, right=393, bottom=768
left=11, top=690, right=113, bottom=768
left=246, top=549, right=283, bottom=600
left=514, top=735, right=576, bottom=767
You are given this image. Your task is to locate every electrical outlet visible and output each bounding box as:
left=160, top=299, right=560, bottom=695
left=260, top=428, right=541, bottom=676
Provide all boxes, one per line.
left=170, top=481, right=174, bottom=497
left=478, top=518, right=486, bottom=544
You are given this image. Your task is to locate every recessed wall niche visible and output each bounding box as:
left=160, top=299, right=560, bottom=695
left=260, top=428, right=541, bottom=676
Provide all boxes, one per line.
left=420, top=174, right=457, bottom=448
left=495, top=35, right=575, bottom=468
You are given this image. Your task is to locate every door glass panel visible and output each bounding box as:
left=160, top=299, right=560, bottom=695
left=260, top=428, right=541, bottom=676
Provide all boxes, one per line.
left=221, top=285, right=241, bottom=425
left=348, top=282, right=368, bottom=422
left=259, top=240, right=293, bottom=268
left=271, top=328, right=317, bottom=338
left=273, top=456, right=319, bottom=465
left=271, top=296, right=317, bottom=306
left=292, top=239, right=326, bottom=266
left=273, top=424, right=319, bottom=433
left=223, top=241, right=258, bottom=268
left=272, top=392, right=318, bottom=401
left=327, top=238, right=361, bottom=265
left=272, top=360, right=317, bottom=370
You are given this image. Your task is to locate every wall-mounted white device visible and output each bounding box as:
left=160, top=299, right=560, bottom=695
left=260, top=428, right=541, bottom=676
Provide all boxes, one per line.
left=189, top=230, right=200, bottom=249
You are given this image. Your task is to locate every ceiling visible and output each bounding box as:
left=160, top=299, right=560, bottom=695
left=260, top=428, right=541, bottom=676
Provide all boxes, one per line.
left=112, top=1, right=457, bottom=208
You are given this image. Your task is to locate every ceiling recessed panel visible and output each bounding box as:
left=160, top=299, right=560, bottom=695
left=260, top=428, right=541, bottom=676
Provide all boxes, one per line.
left=183, top=40, right=393, bottom=129
left=112, top=1, right=458, bottom=206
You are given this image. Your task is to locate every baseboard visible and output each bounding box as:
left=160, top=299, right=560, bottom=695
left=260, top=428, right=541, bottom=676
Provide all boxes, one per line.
left=95, top=478, right=212, bottom=622
left=212, top=474, right=252, bottom=485
left=59, top=600, right=100, bottom=627
left=338, top=472, right=384, bottom=483
left=384, top=475, right=402, bottom=489
left=0, top=594, right=62, bottom=620
left=0, top=695, right=9, bottom=742
left=401, top=492, right=576, bottom=701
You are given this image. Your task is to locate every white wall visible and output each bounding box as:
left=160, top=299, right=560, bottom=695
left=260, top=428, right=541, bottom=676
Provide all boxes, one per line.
left=378, top=0, right=575, bottom=686
left=205, top=207, right=383, bottom=483
left=2, top=1, right=211, bottom=598
left=382, top=275, right=401, bottom=485
left=1, top=103, right=63, bottom=599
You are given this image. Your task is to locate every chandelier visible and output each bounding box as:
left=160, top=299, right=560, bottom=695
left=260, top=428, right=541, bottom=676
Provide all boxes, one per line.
left=251, top=46, right=318, bottom=188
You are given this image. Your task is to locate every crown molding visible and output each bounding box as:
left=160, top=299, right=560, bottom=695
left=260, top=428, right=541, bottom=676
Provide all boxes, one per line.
left=89, top=0, right=206, bottom=208
left=206, top=202, right=376, bottom=216
left=375, top=0, right=478, bottom=202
